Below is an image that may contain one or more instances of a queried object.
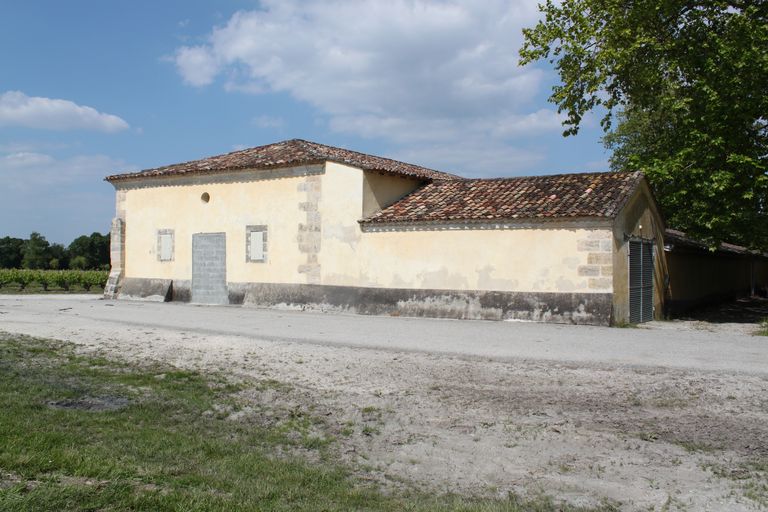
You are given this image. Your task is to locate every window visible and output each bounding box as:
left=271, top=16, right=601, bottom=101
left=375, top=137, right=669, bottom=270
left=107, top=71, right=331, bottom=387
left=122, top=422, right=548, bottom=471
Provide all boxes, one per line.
left=246, top=225, right=268, bottom=262
left=157, top=229, right=174, bottom=262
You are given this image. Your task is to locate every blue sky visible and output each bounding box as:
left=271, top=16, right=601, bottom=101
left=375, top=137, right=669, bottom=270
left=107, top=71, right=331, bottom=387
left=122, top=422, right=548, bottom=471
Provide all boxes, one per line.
left=0, top=0, right=608, bottom=244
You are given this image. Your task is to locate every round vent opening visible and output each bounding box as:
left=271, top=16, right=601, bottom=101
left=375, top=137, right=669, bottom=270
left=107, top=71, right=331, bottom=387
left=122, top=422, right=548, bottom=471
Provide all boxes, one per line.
left=201, top=192, right=210, bottom=203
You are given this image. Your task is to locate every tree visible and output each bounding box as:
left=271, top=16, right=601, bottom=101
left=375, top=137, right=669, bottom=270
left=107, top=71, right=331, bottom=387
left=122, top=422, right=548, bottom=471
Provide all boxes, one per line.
left=68, top=235, right=93, bottom=268
left=68, top=232, right=110, bottom=270
left=48, top=243, right=69, bottom=270
left=70, top=255, right=89, bottom=270
left=0, top=237, right=24, bottom=268
left=520, top=1, right=768, bottom=249
left=22, top=232, right=51, bottom=269
left=90, top=232, right=110, bottom=269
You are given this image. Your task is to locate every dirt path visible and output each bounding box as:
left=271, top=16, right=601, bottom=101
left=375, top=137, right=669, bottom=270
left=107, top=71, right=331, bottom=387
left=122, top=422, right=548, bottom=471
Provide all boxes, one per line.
left=1, top=295, right=767, bottom=511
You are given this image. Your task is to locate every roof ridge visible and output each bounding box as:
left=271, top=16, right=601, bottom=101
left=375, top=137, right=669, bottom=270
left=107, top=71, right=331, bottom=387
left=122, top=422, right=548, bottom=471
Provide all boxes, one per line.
left=291, top=138, right=454, bottom=177
left=452, top=170, right=637, bottom=182
left=106, top=138, right=460, bottom=182
left=415, top=171, right=641, bottom=189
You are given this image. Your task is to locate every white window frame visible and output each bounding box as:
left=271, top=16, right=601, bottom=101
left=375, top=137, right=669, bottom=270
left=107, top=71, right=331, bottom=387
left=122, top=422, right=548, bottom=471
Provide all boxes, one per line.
left=157, top=229, right=174, bottom=262
left=246, top=225, right=268, bottom=263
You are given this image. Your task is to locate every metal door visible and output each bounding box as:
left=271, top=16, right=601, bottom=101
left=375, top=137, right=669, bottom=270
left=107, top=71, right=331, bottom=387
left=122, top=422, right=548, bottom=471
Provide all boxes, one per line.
left=629, top=240, right=654, bottom=323
left=191, top=233, right=228, bottom=305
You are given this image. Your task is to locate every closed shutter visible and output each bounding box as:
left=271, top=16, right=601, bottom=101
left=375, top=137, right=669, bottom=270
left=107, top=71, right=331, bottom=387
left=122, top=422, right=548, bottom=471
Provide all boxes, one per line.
left=629, top=240, right=654, bottom=323
left=629, top=241, right=642, bottom=323
left=249, top=230, right=264, bottom=261
left=158, top=233, right=173, bottom=261
left=641, top=242, right=654, bottom=321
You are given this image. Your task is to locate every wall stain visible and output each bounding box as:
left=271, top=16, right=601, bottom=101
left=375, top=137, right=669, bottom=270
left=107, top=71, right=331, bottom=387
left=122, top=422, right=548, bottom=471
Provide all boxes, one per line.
left=324, top=224, right=360, bottom=249
left=476, top=265, right=518, bottom=291
left=418, top=268, right=469, bottom=290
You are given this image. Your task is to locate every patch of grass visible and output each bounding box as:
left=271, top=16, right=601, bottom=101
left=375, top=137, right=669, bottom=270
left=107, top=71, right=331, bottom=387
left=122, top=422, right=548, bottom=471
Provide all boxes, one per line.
left=706, top=458, right=768, bottom=507
left=612, top=321, right=638, bottom=328
left=254, top=378, right=293, bottom=392
left=339, top=423, right=355, bottom=437
left=676, top=440, right=717, bottom=453
left=756, top=318, right=768, bottom=336
left=0, top=332, right=617, bottom=512
left=636, top=430, right=716, bottom=453
left=637, top=431, right=659, bottom=442
left=649, top=396, right=690, bottom=409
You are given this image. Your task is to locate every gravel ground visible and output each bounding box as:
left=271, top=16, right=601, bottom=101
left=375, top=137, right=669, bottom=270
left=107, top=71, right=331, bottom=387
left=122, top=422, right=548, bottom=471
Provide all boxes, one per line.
left=1, top=295, right=767, bottom=511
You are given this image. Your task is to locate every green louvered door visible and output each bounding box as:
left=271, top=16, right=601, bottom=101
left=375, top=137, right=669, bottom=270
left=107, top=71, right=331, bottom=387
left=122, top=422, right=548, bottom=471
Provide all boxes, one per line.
left=629, top=240, right=654, bottom=323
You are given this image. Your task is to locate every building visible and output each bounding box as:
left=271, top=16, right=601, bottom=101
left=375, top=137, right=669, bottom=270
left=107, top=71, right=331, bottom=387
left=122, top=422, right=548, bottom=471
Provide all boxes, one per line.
left=664, top=229, right=768, bottom=315
left=104, top=139, right=668, bottom=325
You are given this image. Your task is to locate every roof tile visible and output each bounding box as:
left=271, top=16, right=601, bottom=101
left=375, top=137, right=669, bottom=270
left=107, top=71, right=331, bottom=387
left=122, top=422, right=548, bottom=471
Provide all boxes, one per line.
left=361, top=171, right=644, bottom=224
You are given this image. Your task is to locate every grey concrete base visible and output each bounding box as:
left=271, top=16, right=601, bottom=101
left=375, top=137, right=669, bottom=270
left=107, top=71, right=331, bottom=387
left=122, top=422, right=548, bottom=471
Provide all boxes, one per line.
left=170, top=280, right=191, bottom=303
left=118, top=278, right=173, bottom=302
left=236, top=283, right=612, bottom=325
left=117, top=278, right=612, bottom=325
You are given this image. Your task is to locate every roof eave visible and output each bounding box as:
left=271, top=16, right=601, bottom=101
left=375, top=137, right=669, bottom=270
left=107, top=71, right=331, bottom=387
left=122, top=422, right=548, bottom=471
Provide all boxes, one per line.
left=106, top=158, right=454, bottom=184
left=104, top=158, right=330, bottom=183
left=359, top=214, right=616, bottom=227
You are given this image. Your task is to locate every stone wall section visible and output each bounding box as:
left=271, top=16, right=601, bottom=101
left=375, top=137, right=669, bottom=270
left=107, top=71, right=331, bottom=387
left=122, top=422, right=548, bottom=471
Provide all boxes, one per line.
left=297, top=175, right=322, bottom=284
left=104, top=190, right=127, bottom=299
left=577, top=230, right=613, bottom=291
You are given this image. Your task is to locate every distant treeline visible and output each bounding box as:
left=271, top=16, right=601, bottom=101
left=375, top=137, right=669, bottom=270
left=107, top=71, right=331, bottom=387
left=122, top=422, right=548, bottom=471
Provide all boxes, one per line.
left=0, top=232, right=110, bottom=270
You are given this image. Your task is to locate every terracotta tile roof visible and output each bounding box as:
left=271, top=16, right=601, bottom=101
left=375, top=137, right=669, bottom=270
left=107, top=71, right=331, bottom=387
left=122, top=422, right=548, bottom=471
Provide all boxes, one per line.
left=664, top=229, right=767, bottom=257
left=361, top=171, right=645, bottom=224
left=106, top=139, right=459, bottom=183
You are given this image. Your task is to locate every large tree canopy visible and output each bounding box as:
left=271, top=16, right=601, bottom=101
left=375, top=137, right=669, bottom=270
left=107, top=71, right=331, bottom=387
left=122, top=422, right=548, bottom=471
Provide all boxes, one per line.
left=520, top=1, right=768, bottom=249
left=0, top=233, right=109, bottom=270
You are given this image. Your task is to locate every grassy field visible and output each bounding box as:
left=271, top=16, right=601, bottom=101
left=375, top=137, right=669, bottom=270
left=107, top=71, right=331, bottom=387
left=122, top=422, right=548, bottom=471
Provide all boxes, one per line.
left=0, top=332, right=615, bottom=512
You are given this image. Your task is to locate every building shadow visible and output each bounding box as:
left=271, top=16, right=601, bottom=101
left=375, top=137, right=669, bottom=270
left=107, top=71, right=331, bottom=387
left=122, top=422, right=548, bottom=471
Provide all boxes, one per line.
left=677, top=296, right=768, bottom=324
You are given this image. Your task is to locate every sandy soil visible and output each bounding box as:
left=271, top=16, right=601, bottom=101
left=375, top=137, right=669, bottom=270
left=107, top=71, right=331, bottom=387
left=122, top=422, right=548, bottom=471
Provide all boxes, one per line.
left=1, top=295, right=767, bottom=511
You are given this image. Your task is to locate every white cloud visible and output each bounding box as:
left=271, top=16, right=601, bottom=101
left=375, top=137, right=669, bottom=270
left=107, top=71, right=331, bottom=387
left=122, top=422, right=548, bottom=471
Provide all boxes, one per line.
left=0, top=91, right=129, bottom=132
left=0, top=151, right=56, bottom=169
left=0, top=141, right=71, bottom=153
left=492, top=109, right=567, bottom=137
left=0, top=151, right=130, bottom=189
left=252, top=115, right=284, bottom=129
left=172, top=0, right=567, bottom=175
left=175, top=1, right=543, bottom=116
left=175, top=47, right=220, bottom=87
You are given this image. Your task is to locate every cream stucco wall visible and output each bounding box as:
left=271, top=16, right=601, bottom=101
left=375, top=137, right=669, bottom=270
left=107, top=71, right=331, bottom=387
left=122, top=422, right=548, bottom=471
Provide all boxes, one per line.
left=120, top=168, right=317, bottom=285
left=319, top=162, right=613, bottom=293
left=351, top=228, right=612, bottom=292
